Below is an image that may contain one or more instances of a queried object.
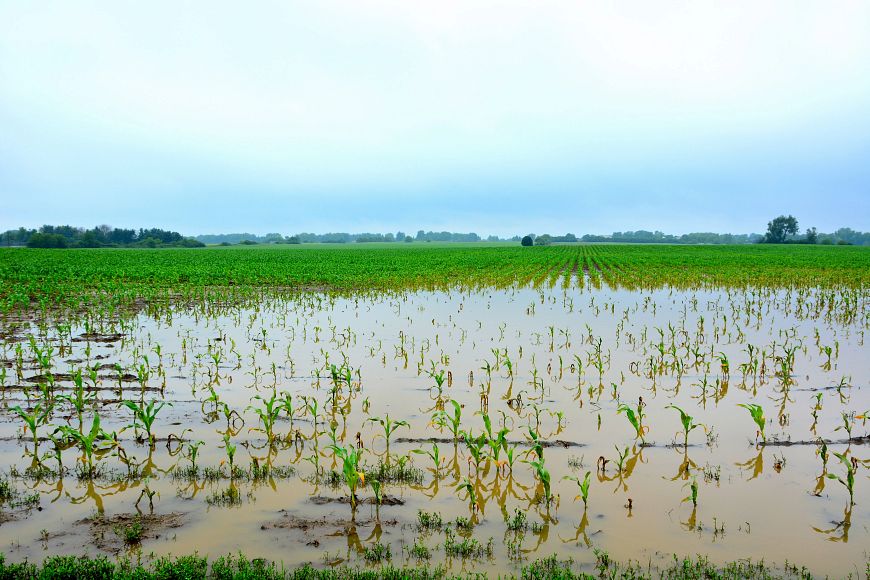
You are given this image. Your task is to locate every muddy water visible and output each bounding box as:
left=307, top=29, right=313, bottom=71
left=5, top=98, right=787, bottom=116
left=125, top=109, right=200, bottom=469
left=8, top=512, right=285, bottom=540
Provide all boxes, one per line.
left=0, top=283, right=867, bottom=575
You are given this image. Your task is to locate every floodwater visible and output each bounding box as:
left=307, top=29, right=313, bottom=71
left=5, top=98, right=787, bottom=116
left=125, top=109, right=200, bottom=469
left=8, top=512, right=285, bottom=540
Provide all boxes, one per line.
left=0, top=281, right=867, bottom=576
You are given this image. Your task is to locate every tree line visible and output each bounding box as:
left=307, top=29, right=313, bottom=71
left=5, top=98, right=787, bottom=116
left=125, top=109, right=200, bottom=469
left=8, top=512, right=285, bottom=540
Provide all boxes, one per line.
left=2, top=220, right=867, bottom=248
left=0, top=225, right=204, bottom=248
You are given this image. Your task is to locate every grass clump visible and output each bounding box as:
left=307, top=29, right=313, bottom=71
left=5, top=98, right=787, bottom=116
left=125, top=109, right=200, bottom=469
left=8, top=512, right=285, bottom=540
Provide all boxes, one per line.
left=416, top=510, right=443, bottom=532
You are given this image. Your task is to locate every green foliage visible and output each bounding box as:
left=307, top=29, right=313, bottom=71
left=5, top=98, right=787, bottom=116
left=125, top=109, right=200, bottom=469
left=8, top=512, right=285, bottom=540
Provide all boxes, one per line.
left=2, top=244, right=867, bottom=313
left=737, top=403, right=766, bottom=442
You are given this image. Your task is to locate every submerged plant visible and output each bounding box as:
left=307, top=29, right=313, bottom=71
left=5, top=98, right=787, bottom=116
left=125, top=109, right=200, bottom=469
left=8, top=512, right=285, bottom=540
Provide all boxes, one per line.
left=563, top=471, right=592, bottom=507
left=737, top=403, right=766, bottom=442
left=121, top=399, right=169, bottom=444
left=617, top=400, right=647, bottom=443
left=328, top=444, right=365, bottom=508
left=826, top=452, right=857, bottom=505
left=366, top=414, right=410, bottom=458
left=666, top=405, right=705, bottom=448
left=455, top=477, right=477, bottom=513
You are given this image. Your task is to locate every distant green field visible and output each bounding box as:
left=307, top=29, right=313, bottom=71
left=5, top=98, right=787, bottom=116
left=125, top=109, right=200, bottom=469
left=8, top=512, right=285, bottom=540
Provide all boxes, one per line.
left=0, top=244, right=867, bottom=313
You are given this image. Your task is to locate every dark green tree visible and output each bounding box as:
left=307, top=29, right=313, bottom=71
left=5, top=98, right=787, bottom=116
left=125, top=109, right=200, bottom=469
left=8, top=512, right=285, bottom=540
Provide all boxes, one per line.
left=763, top=215, right=799, bottom=243
left=521, top=235, right=534, bottom=247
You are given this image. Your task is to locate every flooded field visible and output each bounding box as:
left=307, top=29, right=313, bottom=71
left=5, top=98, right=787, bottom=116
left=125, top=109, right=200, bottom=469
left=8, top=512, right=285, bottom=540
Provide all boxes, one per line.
left=0, top=280, right=867, bottom=576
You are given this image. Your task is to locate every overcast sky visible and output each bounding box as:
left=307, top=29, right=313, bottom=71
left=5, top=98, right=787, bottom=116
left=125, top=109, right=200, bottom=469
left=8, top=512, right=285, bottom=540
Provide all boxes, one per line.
left=1, top=1, right=869, bottom=237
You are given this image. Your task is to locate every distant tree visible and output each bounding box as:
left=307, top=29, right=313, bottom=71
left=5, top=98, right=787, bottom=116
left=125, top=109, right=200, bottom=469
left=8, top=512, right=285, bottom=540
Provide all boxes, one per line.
left=404, top=235, right=413, bottom=243
left=78, top=231, right=100, bottom=247
left=805, top=227, right=818, bottom=244
left=27, top=233, right=67, bottom=248
left=521, top=235, right=534, bottom=247
left=535, top=234, right=553, bottom=246
left=763, top=215, right=799, bottom=243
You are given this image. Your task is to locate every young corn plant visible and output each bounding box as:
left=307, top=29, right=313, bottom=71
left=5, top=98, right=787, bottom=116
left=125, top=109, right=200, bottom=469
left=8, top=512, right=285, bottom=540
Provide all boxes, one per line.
left=834, top=411, right=855, bottom=441
left=121, top=399, right=169, bottom=444
left=563, top=471, right=592, bottom=508
left=57, top=413, right=114, bottom=477
left=525, top=457, right=553, bottom=510
left=431, top=400, right=462, bottom=441
left=58, top=368, right=95, bottom=431
left=617, top=401, right=647, bottom=443
left=455, top=477, right=478, bottom=513
left=367, top=414, right=410, bottom=459
left=185, top=440, right=205, bottom=473
left=737, top=403, right=766, bottom=443
left=328, top=444, right=365, bottom=508
left=461, top=430, right=489, bottom=475
left=826, top=452, right=857, bottom=505
left=222, top=433, right=238, bottom=476
left=247, top=392, right=281, bottom=444
left=11, top=403, right=53, bottom=452
left=666, top=405, right=705, bottom=448
left=412, top=443, right=442, bottom=476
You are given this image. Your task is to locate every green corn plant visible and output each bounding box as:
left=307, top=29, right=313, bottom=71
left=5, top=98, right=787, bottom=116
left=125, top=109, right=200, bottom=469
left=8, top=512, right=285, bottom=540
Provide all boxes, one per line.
left=121, top=399, right=169, bottom=444
left=57, top=413, right=114, bottom=476
left=666, top=405, right=705, bottom=448
left=526, top=457, right=553, bottom=509
left=428, top=368, right=447, bottom=398
left=834, top=411, right=855, bottom=440
left=461, top=430, right=489, bottom=474
left=826, top=452, right=856, bottom=505
left=614, top=445, right=630, bottom=474
left=370, top=478, right=383, bottom=507
left=525, top=427, right=544, bottom=462
left=480, top=413, right=509, bottom=464
left=617, top=401, right=647, bottom=443
left=455, top=477, right=478, bottom=513
left=563, top=471, right=592, bottom=507
left=222, top=433, right=238, bottom=476
left=304, top=396, right=320, bottom=430
left=247, top=392, right=281, bottom=444
left=57, top=368, right=95, bottom=431
left=185, top=440, right=205, bottom=472
left=11, top=403, right=53, bottom=450
left=737, top=403, right=766, bottom=442
left=412, top=443, right=442, bottom=475
left=328, top=444, right=365, bottom=508
left=278, top=393, right=296, bottom=429
left=431, top=399, right=462, bottom=441
left=366, top=413, right=410, bottom=458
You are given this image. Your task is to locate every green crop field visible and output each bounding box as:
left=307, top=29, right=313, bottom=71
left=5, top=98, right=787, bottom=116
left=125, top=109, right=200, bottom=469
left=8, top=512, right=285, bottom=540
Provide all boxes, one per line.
left=1, top=244, right=867, bottom=314
left=1, top=242, right=869, bottom=577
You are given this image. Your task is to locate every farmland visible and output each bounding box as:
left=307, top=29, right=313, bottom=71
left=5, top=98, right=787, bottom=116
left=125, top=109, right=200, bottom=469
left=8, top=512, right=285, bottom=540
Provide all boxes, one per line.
left=0, top=244, right=868, bottom=577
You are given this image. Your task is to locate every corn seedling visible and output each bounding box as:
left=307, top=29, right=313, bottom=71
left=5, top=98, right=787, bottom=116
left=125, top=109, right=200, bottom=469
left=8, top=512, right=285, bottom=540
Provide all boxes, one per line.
left=328, top=443, right=365, bottom=508
left=826, top=452, right=857, bottom=505
left=666, top=405, right=705, bottom=448
left=737, top=403, right=766, bottom=443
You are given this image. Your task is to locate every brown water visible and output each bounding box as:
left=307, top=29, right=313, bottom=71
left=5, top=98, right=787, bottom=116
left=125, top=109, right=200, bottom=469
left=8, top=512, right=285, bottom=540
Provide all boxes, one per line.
left=0, top=282, right=867, bottom=575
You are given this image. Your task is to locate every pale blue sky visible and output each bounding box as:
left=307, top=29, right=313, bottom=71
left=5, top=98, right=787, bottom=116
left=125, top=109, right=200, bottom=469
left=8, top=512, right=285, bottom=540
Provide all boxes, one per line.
left=1, top=1, right=869, bottom=236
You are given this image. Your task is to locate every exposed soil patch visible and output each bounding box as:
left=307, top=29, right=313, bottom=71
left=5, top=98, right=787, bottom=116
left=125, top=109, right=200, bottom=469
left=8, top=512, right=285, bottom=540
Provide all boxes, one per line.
left=310, top=495, right=404, bottom=506
left=259, top=509, right=399, bottom=547
left=72, top=333, right=127, bottom=343
left=761, top=435, right=869, bottom=447
left=78, top=511, right=184, bottom=552
left=394, top=436, right=584, bottom=448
